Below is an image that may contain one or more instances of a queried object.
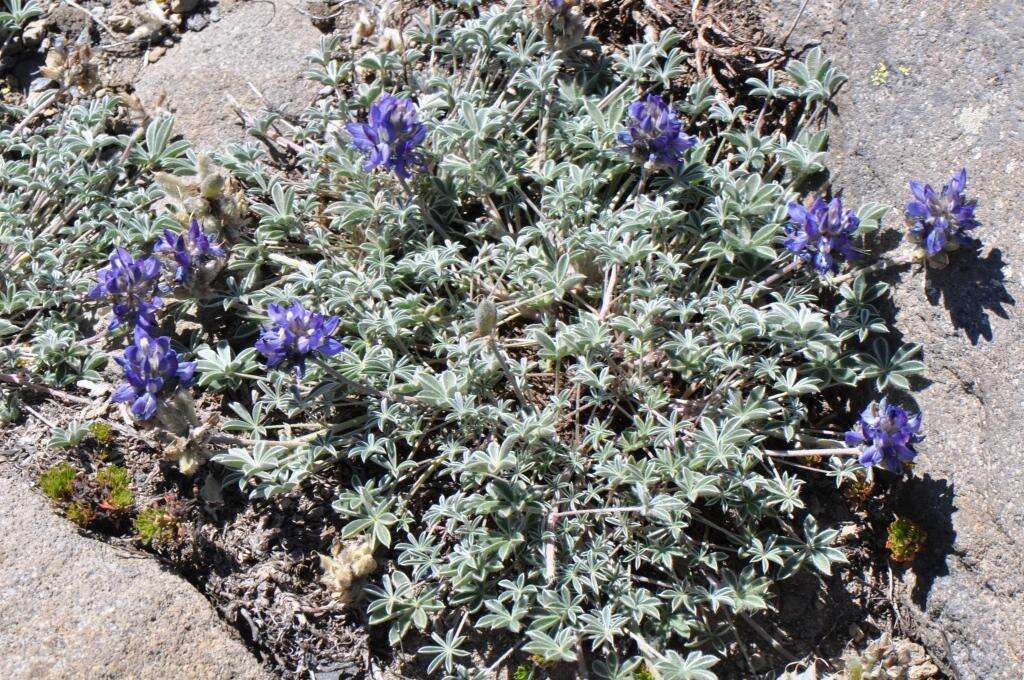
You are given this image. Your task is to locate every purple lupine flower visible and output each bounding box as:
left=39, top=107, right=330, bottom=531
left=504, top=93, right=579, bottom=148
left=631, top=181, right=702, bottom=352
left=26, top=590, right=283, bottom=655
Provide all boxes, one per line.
left=112, top=328, right=195, bottom=421
left=784, top=196, right=860, bottom=274
left=154, top=218, right=226, bottom=286
left=255, top=300, right=343, bottom=374
left=88, top=247, right=163, bottom=332
left=616, top=95, right=697, bottom=168
left=905, top=168, right=979, bottom=256
left=845, top=399, right=922, bottom=473
left=345, top=95, right=427, bottom=179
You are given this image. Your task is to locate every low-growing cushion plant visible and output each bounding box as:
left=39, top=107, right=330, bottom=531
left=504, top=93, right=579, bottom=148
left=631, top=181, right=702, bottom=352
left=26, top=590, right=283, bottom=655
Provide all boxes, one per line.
left=38, top=461, right=77, bottom=501
left=134, top=504, right=179, bottom=546
left=0, top=1, right=968, bottom=676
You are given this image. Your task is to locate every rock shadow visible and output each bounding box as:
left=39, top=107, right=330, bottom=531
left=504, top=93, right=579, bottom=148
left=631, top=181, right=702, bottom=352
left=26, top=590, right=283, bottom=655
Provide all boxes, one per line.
left=896, top=473, right=958, bottom=609
left=924, top=246, right=1014, bottom=344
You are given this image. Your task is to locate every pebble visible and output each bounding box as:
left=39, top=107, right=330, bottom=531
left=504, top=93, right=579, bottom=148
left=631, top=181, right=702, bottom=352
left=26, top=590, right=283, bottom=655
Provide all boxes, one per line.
left=170, top=0, right=201, bottom=13
left=186, top=14, right=208, bottom=31
left=147, top=46, right=166, bottom=63
left=108, top=14, right=136, bottom=32
left=837, top=523, right=860, bottom=544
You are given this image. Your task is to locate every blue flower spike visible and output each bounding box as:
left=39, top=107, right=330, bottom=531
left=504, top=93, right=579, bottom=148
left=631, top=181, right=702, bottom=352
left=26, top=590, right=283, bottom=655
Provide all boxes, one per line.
left=255, top=300, right=344, bottom=375
left=783, top=196, right=860, bottom=275
left=112, top=328, right=196, bottom=422
left=845, top=398, right=922, bottom=473
left=154, top=218, right=226, bottom=287
left=905, top=168, right=979, bottom=265
left=617, top=94, right=697, bottom=168
left=346, top=95, right=427, bottom=179
left=88, top=247, right=163, bottom=332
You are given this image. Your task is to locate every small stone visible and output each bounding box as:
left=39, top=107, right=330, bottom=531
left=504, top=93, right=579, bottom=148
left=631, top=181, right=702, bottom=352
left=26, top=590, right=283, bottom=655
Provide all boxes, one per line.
left=21, top=18, right=48, bottom=44
left=908, top=662, right=939, bottom=680
left=28, top=77, right=54, bottom=92
left=185, top=13, right=208, bottom=31
left=147, top=46, right=166, bottom=63
left=108, top=13, right=136, bottom=32
left=904, top=642, right=928, bottom=665
left=837, top=523, right=860, bottom=544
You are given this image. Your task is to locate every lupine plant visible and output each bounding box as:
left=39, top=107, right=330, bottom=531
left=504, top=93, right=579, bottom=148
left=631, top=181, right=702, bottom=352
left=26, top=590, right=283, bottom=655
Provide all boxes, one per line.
left=112, top=328, right=195, bottom=423
left=154, top=217, right=226, bottom=288
left=254, top=300, right=343, bottom=373
left=844, top=399, right=921, bottom=472
left=905, top=168, right=979, bottom=266
left=617, top=94, right=698, bottom=168
left=0, top=3, right=951, bottom=677
left=88, top=247, right=163, bottom=332
left=784, top=196, right=860, bottom=274
left=345, top=94, right=427, bottom=179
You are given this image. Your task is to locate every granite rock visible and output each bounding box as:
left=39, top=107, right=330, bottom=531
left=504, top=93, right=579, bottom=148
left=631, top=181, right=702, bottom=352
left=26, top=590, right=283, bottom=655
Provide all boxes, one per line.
left=0, top=470, right=270, bottom=680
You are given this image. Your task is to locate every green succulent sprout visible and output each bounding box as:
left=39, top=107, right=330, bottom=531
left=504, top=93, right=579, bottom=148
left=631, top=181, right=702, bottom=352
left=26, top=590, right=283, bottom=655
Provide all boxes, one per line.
left=95, top=465, right=135, bottom=511
left=886, top=517, right=926, bottom=564
left=39, top=462, right=77, bottom=502
left=134, top=506, right=179, bottom=546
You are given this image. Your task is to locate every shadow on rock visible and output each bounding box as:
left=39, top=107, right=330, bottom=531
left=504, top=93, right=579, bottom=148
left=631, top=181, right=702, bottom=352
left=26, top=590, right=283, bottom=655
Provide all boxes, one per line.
left=924, top=246, right=1014, bottom=344
left=897, top=473, right=958, bottom=609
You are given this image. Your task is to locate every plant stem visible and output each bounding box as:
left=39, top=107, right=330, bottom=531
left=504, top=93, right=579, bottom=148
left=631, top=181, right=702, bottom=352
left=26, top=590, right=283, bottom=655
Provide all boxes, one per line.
left=0, top=373, right=93, bottom=405
left=764, top=447, right=860, bottom=458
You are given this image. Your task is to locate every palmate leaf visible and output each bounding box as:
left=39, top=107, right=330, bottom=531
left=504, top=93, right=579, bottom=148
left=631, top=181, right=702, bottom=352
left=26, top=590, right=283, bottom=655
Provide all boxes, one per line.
left=653, top=651, right=719, bottom=680
left=858, top=338, right=925, bottom=390
left=523, top=627, right=578, bottom=663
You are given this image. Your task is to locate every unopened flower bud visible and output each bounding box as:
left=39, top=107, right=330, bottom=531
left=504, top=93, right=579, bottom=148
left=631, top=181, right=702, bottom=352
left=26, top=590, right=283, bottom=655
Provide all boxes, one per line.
left=200, top=172, right=225, bottom=200
left=475, top=299, right=498, bottom=337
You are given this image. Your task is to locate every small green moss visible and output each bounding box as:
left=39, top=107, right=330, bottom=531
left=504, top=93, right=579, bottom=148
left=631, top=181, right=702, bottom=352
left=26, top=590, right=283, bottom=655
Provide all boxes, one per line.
left=96, top=465, right=134, bottom=511
left=512, top=665, right=533, bottom=680
left=39, top=462, right=77, bottom=501
left=66, top=501, right=94, bottom=528
left=886, top=517, right=926, bottom=564
left=134, top=506, right=178, bottom=546
left=88, top=421, right=115, bottom=445
left=634, top=664, right=657, bottom=680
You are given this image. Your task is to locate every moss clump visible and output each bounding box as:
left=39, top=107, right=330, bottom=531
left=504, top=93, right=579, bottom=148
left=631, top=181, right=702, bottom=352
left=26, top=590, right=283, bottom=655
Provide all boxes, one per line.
left=134, top=506, right=178, bottom=546
left=66, top=501, right=95, bottom=528
left=96, top=465, right=134, bottom=511
left=634, top=665, right=657, bottom=680
left=886, top=517, right=926, bottom=564
left=88, top=421, right=115, bottom=445
left=512, top=666, right=532, bottom=680
left=39, top=462, right=77, bottom=501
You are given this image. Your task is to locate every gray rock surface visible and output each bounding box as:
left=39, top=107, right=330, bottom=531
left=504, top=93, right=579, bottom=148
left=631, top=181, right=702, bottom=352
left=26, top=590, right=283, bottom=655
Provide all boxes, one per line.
left=134, top=0, right=322, bottom=151
left=0, top=470, right=270, bottom=680
left=772, top=1, right=1024, bottom=677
